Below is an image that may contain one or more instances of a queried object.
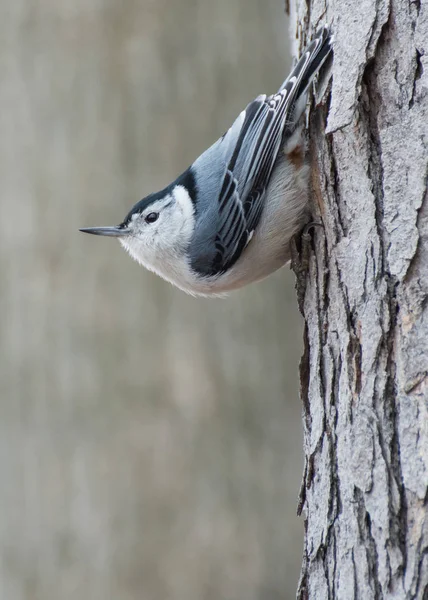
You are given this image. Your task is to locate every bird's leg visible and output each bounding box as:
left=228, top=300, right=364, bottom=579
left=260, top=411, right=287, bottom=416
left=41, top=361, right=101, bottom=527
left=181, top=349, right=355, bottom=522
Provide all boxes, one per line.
left=290, top=221, right=322, bottom=315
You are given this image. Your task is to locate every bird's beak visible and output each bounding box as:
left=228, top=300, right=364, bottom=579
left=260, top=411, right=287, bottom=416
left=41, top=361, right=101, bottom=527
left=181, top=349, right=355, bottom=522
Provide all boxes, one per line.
left=79, top=226, right=129, bottom=237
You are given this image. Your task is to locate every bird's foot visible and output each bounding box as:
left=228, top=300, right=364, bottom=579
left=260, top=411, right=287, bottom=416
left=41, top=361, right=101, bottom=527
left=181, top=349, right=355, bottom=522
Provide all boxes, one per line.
left=290, top=221, right=322, bottom=315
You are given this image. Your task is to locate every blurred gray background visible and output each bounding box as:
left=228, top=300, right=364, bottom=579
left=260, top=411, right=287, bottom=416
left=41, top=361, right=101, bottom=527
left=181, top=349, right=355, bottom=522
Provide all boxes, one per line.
left=0, top=1, right=304, bottom=599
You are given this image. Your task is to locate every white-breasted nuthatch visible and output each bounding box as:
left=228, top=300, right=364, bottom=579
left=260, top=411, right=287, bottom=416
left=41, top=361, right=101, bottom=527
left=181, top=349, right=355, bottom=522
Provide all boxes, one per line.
left=80, top=27, right=333, bottom=296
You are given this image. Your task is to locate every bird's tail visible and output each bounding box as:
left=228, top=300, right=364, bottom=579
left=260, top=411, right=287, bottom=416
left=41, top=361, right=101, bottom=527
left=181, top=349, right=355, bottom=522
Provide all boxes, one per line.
left=279, top=25, right=333, bottom=125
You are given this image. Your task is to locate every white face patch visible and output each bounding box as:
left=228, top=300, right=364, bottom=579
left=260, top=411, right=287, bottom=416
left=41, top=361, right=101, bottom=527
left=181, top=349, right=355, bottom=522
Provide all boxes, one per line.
left=117, top=186, right=197, bottom=290
left=172, top=185, right=195, bottom=241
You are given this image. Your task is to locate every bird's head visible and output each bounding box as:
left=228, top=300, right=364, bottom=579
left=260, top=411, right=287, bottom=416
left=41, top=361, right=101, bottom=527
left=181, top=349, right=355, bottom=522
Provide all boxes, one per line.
left=80, top=184, right=196, bottom=271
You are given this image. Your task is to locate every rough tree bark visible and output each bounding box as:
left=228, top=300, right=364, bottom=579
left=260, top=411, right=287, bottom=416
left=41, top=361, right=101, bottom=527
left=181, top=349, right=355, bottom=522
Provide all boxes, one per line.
left=289, top=0, right=428, bottom=598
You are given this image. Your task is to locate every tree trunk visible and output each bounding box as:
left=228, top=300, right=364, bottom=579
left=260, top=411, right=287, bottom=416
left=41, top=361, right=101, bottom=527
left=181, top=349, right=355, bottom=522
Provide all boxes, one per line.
left=290, top=1, right=428, bottom=598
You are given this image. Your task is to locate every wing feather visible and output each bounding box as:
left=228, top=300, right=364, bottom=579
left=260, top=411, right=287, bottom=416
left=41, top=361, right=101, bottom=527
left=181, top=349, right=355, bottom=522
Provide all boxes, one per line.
left=212, top=89, right=291, bottom=272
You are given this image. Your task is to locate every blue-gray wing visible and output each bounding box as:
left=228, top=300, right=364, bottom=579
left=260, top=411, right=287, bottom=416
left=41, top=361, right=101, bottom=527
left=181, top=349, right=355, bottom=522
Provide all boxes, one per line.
left=190, top=26, right=332, bottom=277
left=211, top=91, right=292, bottom=274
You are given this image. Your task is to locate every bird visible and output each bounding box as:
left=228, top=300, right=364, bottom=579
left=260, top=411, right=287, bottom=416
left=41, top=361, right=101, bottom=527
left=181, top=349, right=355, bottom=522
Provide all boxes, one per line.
left=80, top=27, right=333, bottom=297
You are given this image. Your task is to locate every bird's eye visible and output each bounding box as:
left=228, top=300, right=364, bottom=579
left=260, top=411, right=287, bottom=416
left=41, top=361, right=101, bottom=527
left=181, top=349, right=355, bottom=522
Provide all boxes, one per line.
left=145, top=212, right=159, bottom=224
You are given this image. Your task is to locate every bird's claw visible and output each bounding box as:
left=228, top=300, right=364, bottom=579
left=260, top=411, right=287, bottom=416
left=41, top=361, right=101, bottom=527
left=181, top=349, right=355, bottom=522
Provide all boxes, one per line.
left=290, top=221, right=322, bottom=314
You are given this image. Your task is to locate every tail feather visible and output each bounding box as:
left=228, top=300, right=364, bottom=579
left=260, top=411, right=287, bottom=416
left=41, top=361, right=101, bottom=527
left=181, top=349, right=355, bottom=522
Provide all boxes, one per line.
left=279, top=26, right=333, bottom=125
